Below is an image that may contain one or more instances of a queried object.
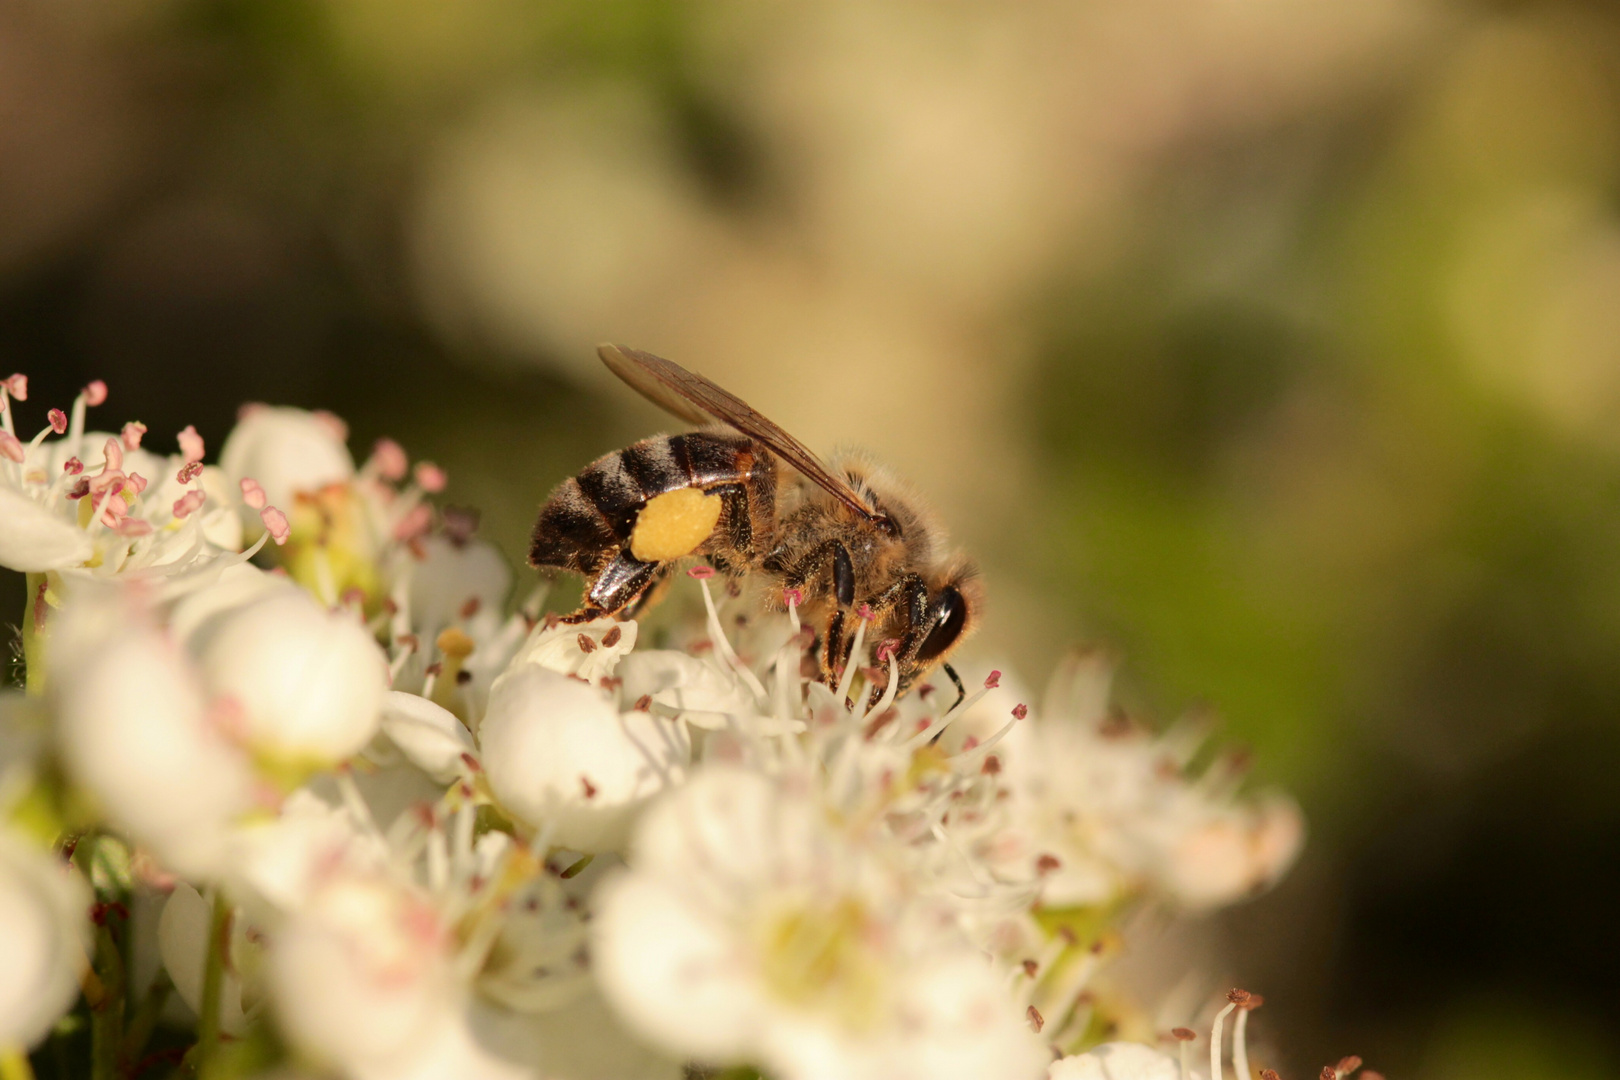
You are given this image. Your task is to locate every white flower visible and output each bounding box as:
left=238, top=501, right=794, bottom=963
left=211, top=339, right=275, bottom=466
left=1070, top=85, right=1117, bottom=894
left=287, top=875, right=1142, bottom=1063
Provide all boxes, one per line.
left=0, top=830, right=90, bottom=1050
left=219, top=405, right=355, bottom=518
left=480, top=665, right=688, bottom=853
left=1001, top=651, right=1304, bottom=912
left=377, top=691, right=476, bottom=784
left=0, top=381, right=257, bottom=580
left=190, top=589, right=389, bottom=769
left=49, top=593, right=256, bottom=878
left=594, top=766, right=1049, bottom=1080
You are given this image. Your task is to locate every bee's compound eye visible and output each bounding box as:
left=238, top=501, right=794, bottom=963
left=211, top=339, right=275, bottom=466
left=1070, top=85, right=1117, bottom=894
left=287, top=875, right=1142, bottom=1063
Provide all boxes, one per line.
left=916, top=586, right=968, bottom=662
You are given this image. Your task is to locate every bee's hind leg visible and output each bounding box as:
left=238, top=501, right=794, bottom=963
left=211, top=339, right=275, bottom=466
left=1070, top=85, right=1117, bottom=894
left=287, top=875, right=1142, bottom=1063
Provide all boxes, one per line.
left=560, top=549, right=662, bottom=624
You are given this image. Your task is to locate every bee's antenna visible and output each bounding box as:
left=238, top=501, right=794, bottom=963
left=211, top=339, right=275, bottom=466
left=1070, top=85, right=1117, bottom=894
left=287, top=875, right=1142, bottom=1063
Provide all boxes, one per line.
left=941, top=662, right=966, bottom=711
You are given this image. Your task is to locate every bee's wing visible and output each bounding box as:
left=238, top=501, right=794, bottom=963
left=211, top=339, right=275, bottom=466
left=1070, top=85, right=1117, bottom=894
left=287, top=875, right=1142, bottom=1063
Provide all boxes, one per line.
left=598, top=343, right=881, bottom=522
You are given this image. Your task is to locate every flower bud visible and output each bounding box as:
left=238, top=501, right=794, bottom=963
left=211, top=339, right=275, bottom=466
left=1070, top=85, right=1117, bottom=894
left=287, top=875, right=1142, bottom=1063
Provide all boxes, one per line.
left=480, top=666, right=686, bottom=852
left=192, top=590, right=387, bottom=770
left=51, top=600, right=255, bottom=877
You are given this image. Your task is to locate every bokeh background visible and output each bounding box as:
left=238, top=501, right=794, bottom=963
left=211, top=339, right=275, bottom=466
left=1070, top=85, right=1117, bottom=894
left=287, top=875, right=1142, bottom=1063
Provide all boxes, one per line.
left=4, top=1, right=1619, bottom=1076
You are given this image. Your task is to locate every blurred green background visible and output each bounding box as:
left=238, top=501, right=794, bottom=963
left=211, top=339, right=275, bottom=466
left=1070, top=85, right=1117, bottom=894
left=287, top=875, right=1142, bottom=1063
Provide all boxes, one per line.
left=5, top=1, right=1620, bottom=1075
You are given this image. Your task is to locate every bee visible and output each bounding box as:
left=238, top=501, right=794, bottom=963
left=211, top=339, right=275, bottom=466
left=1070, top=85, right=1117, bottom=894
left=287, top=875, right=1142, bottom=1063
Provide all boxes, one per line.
left=529, top=345, right=980, bottom=702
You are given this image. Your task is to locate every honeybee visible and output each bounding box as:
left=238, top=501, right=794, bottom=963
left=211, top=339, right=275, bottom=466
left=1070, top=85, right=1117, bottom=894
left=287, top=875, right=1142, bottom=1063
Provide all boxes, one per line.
left=529, top=345, right=981, bottom=701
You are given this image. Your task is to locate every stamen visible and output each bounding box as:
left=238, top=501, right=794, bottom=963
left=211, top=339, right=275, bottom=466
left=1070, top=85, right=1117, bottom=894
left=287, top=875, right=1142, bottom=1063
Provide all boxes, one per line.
left=177, top=425, right=205, bottom=463
left=83, top=380, right=107, bottom=406
left=2, top=374, right=26, bottom=400
left=63, top=457, right=83, bottom=476
left=260, top=506, right=290, bottom=545
left=414, top=461, right=446, bottom=493
left=48, top=409, right=67, bottom=435
left=1210, top=990, right=1247, bottom=1080
left=370, top=438, right=408, bottom=481
left=121, top=422, right=146, bottom=451
left=1234, top=992, right=1263, bottom=1080
left=0, top=432, right=22, bottom=463
left=693, top=575, right=769, bottom=704
left=240, top=477, right=266, bottom=509
left=1172, top=1029, right=1196, bottom=1080
left=1025, top=1005, right=1043, bottom=1034
left=177, top=461, right=204, bottom=485
left=834, top=615, right=868, bottom=705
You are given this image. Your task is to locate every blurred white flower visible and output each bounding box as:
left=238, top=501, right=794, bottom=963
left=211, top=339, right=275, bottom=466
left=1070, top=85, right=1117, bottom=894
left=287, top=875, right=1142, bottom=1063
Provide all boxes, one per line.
left=49, top=593, right=256, bottom=878
left=406, top=533, right=511, bottom=643
left=191, top=588, right=389, bottom=771
left=480, top=664, right=688, bottom=853
left=595, top=766, right=1049, bottom=1080
left=1049, top=1041, right=1182, bottom=1080
left=0, top=830, right=89, bottom=1050
left=269, top=873, right=522, bottom=1080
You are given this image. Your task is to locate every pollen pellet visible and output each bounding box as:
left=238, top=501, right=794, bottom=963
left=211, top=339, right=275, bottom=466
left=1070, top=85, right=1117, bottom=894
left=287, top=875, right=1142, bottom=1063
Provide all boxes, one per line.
left=629, top=487, right=723, bottom=562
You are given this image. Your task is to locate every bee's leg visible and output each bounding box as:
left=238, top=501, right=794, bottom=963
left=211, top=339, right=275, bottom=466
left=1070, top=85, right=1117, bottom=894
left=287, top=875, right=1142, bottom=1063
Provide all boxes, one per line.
left=819, top=607, right=847, bottom=687
left=623, top=564, right=675, bottom=619
left=940, top=662, right=967, bottom=711
left=855, top=573, right=929, bottom=707
left=561, top=549, right=661, bottom=624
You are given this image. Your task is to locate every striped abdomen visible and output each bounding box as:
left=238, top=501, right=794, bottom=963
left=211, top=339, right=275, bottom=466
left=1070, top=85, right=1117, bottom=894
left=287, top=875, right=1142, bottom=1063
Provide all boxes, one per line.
left=529, top=431, right=776, bottom=611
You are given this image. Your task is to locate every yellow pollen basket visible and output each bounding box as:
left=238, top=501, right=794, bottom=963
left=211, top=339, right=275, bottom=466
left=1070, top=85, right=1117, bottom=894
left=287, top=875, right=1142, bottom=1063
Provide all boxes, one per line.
left=629, top=487, right=723, bottom=563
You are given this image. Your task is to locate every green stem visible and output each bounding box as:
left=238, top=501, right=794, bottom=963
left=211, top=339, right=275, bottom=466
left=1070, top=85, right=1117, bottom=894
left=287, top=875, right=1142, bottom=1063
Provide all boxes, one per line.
left=21, top=572, right=45, bottom=696
left=89, top=920, right=125, bottom=1080
left=118, top=969, right=172, bottom=1073
left=194, top=893, right=231, bottom=1066
left=0, top=1048, right=35, bottom=1080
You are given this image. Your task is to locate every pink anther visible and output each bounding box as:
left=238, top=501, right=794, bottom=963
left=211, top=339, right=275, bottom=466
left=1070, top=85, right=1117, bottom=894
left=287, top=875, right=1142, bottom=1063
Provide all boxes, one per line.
left=173, top=490, right=206, bottom=519
left=125, top=472, right=149, bottom=495
left=82, top=380, right=107, bottom=406
left=782, top=587, right=804, bottom=608
left=116, top=518, right=153, bottom=538
left=1012, top=703, right=1028, bottom=720
left=177, top=425, right=205, bottom=464
left=240, top=477, right=267, bottom=509
left=686, top=565, right=716, bottom=580
left=857, top=603, right=874, bottom=621
left=63, top=457, right=83, bottom=475
left=176, top=461, right=204, bottom=485
left=392, top=503, right=433, bottom=542
left=121, top=422, right=147, bottom=451
left=413, top=461, right=446, bottom=493
left=370, top=438, right=408, bottom=481
left=101, top=437, right=123, bottom=473
left=260, top=505, right=291, bottom=545
left=875, top=638, right=900, bottom=663
left=1, top=374, right=26, bottom=400
left=47, top=409, right=67, bottom=435
left=984, top=669, right=1002, bottom=689
left=0, top=432, right=23, bottom=463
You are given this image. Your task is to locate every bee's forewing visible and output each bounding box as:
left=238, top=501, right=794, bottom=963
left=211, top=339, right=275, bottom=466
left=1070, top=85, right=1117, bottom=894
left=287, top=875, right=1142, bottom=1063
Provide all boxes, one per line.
left=596, top=343, right=880, bottom=522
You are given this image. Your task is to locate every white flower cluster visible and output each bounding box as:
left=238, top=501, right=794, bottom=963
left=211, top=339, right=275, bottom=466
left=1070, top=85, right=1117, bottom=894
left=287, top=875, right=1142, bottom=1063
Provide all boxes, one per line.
left=0, top=377, right=1310, bottom=1080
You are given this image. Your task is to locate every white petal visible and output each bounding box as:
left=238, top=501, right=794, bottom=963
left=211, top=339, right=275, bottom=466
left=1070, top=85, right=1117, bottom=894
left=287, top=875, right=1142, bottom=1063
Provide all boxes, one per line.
left=157, top=884, right=250, bottom=1036
left=0, top=486, right=92, bottom=572
left=470, top=988, right=683, bottom=1080
left=480, top=667, right=687, bottom=852
left=1049, top=1043, right=1181, bottom=1080
left=379, top=691, right=476, bottom=782
left=0, top=832, right=90, bottom=1048
left=504, top=617, right=637, bottom=682
left=407, top=536, right=511, bottom=639
left=270, top=877, right=458, bottom=1073
left=593, top=871, right=763, bottom=1063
